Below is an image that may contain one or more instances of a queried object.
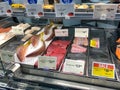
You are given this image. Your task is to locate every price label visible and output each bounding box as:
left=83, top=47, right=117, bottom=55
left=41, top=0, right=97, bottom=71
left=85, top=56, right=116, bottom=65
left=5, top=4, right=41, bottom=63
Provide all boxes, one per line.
left=11, top=27, right=24, bottom=35
left=55, top=4, right=75, bottom=17
left=26, top=4, right=44, bottom=17
left=90, top=38, right=100, bottom=48
left=93, top=4, right=117, bottom=20
left=14, top=28, right=24, bottom=35
left=92, top=62, right=115, bottom=79
left=0, top=50, right=14, bottom=63
left=63, top=59, right=85, bottom=75
left=0, top=82, right=7, bottom=87
left=38, top=56, right=57, bottom=70
left=75, top=28, right=89, bottom=37
left=55, top=29, right=68, bottom=37
left=0, top=2, right=12, bottom=16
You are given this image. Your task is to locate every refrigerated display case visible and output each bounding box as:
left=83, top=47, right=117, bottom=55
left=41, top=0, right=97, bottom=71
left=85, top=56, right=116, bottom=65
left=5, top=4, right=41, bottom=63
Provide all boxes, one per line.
left=0, top=0, right=120, bottom=90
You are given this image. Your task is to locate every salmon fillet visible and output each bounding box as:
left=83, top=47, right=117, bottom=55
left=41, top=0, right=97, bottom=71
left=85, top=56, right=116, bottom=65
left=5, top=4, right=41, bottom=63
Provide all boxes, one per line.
left=16, top=44, right=29, bottom=62
left=30, top=35, right=40, bottom=47
left=0, top=27, right=11, bottom=33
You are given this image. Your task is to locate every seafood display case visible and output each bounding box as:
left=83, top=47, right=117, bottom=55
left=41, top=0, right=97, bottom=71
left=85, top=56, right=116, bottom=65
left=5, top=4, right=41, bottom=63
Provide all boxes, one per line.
left=0, top=18, right=119, bottom=89
left=1, top=0, right=120, bottom=89
left=2, top=27, right=120, bottom=89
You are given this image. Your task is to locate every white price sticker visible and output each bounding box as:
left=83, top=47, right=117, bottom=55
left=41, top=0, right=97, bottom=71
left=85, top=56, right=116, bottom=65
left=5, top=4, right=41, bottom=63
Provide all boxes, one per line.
left=38, top=56, right=57, bottom=70
left=75, top=28, right=89, bottom=37
left=0, top=82, right=7, bottom=87
left=26, top=4, right=44, bottom=17
left=93, top=4, right=117, bottom=20
left=63, top=59, right=85, bottom=75
left=55, top=29, right=68, bottom=37
left=0, top=2, right=12, bottom=16
left=11, top=27, right=24, bottom=35
left=55, top=4, right=75, bottom=17
left=0, top=50, right=14, bottom=63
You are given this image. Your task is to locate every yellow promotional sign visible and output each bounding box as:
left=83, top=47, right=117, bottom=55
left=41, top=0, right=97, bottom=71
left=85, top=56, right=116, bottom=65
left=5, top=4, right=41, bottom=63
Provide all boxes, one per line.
left=92, top=62, right=115, bottom=79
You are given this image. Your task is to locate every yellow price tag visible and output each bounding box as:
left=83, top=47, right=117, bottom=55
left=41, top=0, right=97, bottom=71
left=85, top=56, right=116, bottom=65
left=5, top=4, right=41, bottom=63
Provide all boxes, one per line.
left=90, top=38, right=99, bottom=48
left=90, top=39, right=97, bottom=47
left=92, top=62, right=115, bottom=79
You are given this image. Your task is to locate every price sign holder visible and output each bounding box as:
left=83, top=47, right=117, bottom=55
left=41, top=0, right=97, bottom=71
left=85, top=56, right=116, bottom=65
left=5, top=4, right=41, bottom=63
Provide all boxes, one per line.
left=55, top=29, right=68, bottom=37
left=38, top=56, right=57, bottom=70
left=93, top=4, right=117, bottom=20
left=75, top=28, right=89, bottom=37
left=92, top=62, right=115, bottom=79
left=0, top=2, right=12, bottom=16
left=0, top=50, right=14, bottom=63
left=55, top=4, right=75, bottom=18
left=63, top=59, right=85, bottom=75
left=26, top=4, right=44, bottom=18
